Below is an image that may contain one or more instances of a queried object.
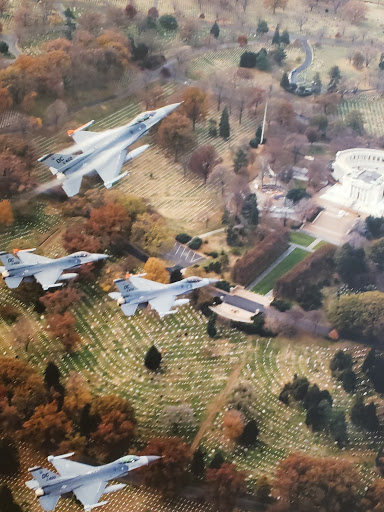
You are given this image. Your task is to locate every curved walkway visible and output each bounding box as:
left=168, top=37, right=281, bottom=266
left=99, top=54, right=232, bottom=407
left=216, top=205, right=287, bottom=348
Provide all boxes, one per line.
left=289, top=38, right=313, bottom=84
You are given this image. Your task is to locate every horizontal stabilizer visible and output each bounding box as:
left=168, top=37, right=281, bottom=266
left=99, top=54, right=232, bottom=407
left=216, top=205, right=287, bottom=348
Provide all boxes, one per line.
left=84, top=501, right=108, bottom=512
left=61, top=176, right=83, bottom=197
left=39, top=495, right=60, bottom=511
left=121, top=303, right=138, bottom=316
left=38, top=153, right=74, bottom=171
left=4, top=276, right=23, bottom=288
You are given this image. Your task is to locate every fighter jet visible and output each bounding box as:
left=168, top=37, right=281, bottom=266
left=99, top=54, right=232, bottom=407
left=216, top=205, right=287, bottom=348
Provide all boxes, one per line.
left=37, top=103, right=182, bottom=197
left=0, top=249, right=108, bottom=290
left=109, top=273, right=218, bottom=317
left=26, top=452, right=160, bottom=511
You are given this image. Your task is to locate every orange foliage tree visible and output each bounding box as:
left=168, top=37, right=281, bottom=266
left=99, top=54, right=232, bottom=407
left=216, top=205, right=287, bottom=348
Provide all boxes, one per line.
left=141, top=437, right=191, bottom=497
left=206, top=463, right=246, bottom=511
left=143, top=257, right=169, bottom=283
left=223, top=410, right=245, bottom=440
left=157, top=112, right=196, bottom=161
left=0, top=200, right=14, bottom=226
left=274, top=453, right=362, bottom=512
left=46, top=312, right=80, bottom=352
left=0, top=87, right=12, bottom=113
left=182, top=87, right=208, bottom=130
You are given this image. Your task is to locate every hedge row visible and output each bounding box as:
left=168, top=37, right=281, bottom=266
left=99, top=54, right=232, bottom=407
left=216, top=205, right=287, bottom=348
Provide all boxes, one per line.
left=274, top=243, right=336, bottom=300
left=232, top=231, right=289, bottom=286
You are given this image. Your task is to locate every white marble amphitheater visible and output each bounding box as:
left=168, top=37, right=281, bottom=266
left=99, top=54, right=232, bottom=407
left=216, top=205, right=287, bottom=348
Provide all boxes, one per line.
left=321, top=148, right=384, bottom=216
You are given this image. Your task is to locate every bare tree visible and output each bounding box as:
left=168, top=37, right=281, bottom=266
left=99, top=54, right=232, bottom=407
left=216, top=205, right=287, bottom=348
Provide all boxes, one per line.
left=297, top=15, right=308, bottom=31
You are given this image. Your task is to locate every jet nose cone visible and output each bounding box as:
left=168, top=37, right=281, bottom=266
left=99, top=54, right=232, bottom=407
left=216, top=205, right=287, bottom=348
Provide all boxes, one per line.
left=163, top=102, right=182, bottom=116
left=146, top=456, right=162, bottom=463
left=95, top=254, right=109, bottom=260
left=208, top=278, right=219, bottom=284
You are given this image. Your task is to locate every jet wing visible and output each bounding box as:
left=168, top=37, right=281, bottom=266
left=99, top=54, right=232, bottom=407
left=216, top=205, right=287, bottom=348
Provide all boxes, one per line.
left=34, top=268, right=64, bottom=290
left=16, top=252, right=52, bottom=265
left=72, top=480, right=108, bottom=510
left=49, top=458, right=91, bottom=477
left=70, top=131, right=103, bottom=149
left=95, top=150, right=127, bottom=189
left=148, top=295, right=177, bottom=316
left=129, top=276, right=165, bottom=291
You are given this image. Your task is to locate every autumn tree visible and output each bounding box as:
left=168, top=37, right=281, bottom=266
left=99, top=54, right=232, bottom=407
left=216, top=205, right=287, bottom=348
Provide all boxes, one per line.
left=143, top=257, right=169, bottom=283
left=274, top=453, right=362, bottom=512
left=223, top=410, right=245, bottom=440
left=188, top=145, right=218, bottom=183
left=44, top=99, right=68, bottom=128
left=63, top=372, right=92, bottom=422
left=160, top=405, right=196, bottom=435
left=40, top=286, right=84, bottom=314
left=182, top=87, right=208, bottom=130
left=157, top=112, right=196, bottom=161
left=22, top=401, right=72, bottom=453
left=275, top=99, right=295, bottom=126
left=131, top=213, right=171, bottom=255
left=206, top=463, right=246, bottom=511
left=0, top=200, right=14, bottom=226
left=62, top=224, right=101, bottom=254
left=362, top=479, right=384, bottom=512
left=263, top=0, right=288, bottom=14
left=46, top=312, right=80, bottom=352
left=228, top=381, right=258, bottom=418
left=0, top=87, right=12, bottom=113
left=87, top=202, right=131, bottom=251
left=141, top=437, right=191, bottom=497
left=341, top=0, right=367, bottom=25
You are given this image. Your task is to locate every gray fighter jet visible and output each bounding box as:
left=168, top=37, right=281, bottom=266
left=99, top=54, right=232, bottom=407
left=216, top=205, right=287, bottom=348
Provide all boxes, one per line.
left=26, top=452, right=160, bottom=511
left=0, top=249, right=108, bottom=290
left=109, top=273, right=218, bottom=317
left=38, top=102, right=182, bottom=197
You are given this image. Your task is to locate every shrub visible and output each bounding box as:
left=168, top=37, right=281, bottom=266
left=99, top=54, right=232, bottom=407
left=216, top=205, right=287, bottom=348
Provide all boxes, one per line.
left=232, top=231, right=289, bottom=286
left=159, top=14, right=178, bottom=30
left=176, top=233, right=192, bottom=244
left=188, top=237, right=203, bottom=250
left=271, top=298, right=291, bottom=312
left=274, top=244, right=336, bottom=301
left=215, top=280, right=231, bottom=292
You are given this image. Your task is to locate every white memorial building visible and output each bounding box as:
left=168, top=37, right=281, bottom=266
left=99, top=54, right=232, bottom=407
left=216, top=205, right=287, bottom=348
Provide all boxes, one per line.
left=321, top=148, right=384, bottom=216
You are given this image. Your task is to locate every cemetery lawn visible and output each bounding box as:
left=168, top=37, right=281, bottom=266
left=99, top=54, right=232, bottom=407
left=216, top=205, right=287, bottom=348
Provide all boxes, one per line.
left=252, top=248, right=309, bottom=295
left=289, top=231, right=316, bottom=247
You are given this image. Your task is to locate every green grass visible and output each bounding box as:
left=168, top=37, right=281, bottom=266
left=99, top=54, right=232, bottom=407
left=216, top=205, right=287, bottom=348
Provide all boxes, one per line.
left=252, top=248, right=310, bottom=295
left=289, top=231, right=316, bottom=247
left=312, top=239, right=329, bottom=249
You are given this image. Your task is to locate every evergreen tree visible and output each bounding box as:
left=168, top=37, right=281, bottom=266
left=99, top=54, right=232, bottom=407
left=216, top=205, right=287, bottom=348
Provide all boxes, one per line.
left=341, top=369, right=357, bottom=394
left=0, top=439, right=19, bottom=475
left=240, top=50, right=257, bottom=68
left=79, top=403, right=98, bottom=438
left=226, top=226, right=239, bottom=246
left=209, top=452, right=224, bottom=469
left=0, top=485, right=22, bottom=512
left=335, top=243, right=366, bottom=283
left=280, top=71, right=290, bottom=90
left=207, top=315, right=217, bottom=338
left=255, top=476, right=272, bottom=504
left=219, top=107, right=230, bottom=139
left=280, top=29, right=290, bottom=45
left=328, top=65, right=341, bottom=92
left=255, top=49, right=270, bottom=71
left=221, top=208, right=230, bottom=224
left=170, top=268, right=183, bottom=282
left=233, top=148, right=248, bottom=173
left=144, top=345, right=162, bottom=371
left=330, top=350, right=353, bottom=373
left=191, top=447, right=205, bottom=478
left=208, top=119, right=217, bottom=137
left=210, top=21, right=220, bottom=39
left=241, top=193, right=259, bottom=225
left=329, top=409, right=348, bottom=447
left=255, top=125, right=263, bottom=143
left=379, top=53, right=384, bottom=70
left=239, top=419, right=259, bottom=446
left=271, top=46, right=287, bottom=65
left=272, top=26, right=280, bottom=45
left=256, top=19, right=269, bottom=35
left=312, top=72, right=322, bottom=95
left=44, top=362, right=61, bottom=390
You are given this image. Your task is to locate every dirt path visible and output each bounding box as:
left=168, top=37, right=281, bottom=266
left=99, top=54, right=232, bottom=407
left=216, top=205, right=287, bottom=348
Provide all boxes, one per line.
left=191, top=344, right=250, bottom=451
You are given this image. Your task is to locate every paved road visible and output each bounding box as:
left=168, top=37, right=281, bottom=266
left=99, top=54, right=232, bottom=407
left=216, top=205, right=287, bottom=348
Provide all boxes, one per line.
left=290, top=38, right=313, bottom=84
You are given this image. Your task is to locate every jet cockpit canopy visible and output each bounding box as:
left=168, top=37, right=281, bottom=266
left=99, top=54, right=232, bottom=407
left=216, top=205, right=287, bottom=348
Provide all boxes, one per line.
left=117, top=455, right=140, bottom=464
left=133, top=111, right=156, bottom=124
left=186, top=277, right=202, bottom=283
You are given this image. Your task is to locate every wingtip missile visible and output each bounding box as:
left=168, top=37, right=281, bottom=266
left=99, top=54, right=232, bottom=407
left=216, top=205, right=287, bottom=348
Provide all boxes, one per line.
left=67, top=120, right=95, bottom=137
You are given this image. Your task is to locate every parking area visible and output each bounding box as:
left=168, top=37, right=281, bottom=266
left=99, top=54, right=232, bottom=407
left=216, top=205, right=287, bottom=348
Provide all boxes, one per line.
left=163, top=241, right=206, bottom=268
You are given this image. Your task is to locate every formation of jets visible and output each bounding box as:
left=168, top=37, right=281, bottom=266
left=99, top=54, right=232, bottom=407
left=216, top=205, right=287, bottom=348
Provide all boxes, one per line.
left=38, top=103, right=181, bottom=197
left=5, top=103, right=219, bottom=511
left=26, top=453, right=160, bottom=511
left=109, top=273, right=218, bottom=317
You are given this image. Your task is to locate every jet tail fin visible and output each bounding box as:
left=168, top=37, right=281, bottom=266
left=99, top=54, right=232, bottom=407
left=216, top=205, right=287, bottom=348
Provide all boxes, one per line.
left=0, top=252, right=21, bottom=268
left=27, top=466, right=59, bottom=487
left=39, top=495, right=60, bottom=511
left=38, top=153, right=74, bottom=172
